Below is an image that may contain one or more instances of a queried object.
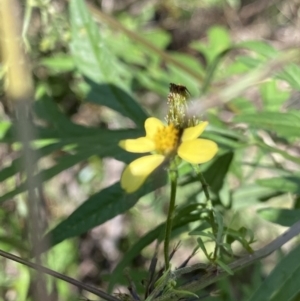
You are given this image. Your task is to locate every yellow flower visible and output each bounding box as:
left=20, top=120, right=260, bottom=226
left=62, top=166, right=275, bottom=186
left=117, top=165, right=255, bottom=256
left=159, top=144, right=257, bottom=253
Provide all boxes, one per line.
left=119, top=117, right=218, bottom=193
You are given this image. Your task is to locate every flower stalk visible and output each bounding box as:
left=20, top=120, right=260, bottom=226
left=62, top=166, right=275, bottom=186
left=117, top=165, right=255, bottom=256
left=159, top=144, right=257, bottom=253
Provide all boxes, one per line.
left=164, top=163, right=178, bottom=270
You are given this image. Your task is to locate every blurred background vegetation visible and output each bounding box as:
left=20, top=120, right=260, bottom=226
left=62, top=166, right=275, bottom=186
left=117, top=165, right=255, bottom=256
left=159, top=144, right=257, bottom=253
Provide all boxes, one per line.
left=0, top=0, right=300, bottom=300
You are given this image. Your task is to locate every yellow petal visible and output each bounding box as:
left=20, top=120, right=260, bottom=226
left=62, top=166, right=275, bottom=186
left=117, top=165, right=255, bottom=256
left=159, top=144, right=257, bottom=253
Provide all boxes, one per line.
left=177, top=139, right=218, bottom=164
left=121, top=154, right=165, bottom=193
left=181, top=122, right=208, bottom=141
left=145, top=117, right=164, bottom=139
left=119, top=137, right=155, bottom=153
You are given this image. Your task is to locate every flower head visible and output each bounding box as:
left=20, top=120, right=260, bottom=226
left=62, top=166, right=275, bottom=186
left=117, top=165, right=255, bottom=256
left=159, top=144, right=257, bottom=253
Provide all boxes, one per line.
left=119, top=117, right=218, bottom=193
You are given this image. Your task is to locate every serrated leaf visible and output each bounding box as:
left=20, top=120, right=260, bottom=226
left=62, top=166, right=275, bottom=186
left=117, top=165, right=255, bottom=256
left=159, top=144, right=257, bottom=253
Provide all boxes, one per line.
left=257, top=208, right=300, bottom=226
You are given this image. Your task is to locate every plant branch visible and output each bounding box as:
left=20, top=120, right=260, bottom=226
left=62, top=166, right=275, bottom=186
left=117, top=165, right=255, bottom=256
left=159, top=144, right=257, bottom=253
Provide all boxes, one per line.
left=155, top=219, right=300, bottom=301
left=0, top=249, right=120, bottom=301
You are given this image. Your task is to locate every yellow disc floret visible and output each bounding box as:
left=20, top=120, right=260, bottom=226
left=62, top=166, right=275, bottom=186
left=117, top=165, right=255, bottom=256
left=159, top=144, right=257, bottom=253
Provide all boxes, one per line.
left=153, top=124, right=179, bottom=155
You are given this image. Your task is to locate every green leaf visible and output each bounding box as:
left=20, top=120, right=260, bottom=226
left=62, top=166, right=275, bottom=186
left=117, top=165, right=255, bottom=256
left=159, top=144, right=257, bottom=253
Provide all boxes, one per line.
left=0, top=131, right=142, bottom=204
left=0, top=149, right=96, bottom=204
left=197, top=237, right=210, bottom=259
left=229, top=97, right=257, bottom=113
left=257, top=208, right=300, bottom=226
left=247, top=244, right=300, bottom=301
left=0, top=96, right=143, bottom=204
left=277, top=63, right=300, bottom=91
left=270, top=265, right=300, bottom=301
left=0, top=122, right=11, bottom=141
left=69, top=0, right=147, bottom=126
left=203, top=152, right=234, bottom=195
left=231, top=184, right=280, bottom=209
left=257, top=176, right=300, bottom=194
left=202, top=130, right=244, bottom=150
left=0, top=142, right=65, bottom=183
left=70, top=0, right=120, bottom=83
left=236, top=56, right=260, bottom=69
left=233, top=112, right=300, bottom=138
left=191, top=26, right=231, bottom=65
left=15, top=265, right=30, bottom=301
left=237, top=41, right=278, bottom=58
left=34, top=96, right=86, bottom=134
left=215, top=258, right=234, bottom=275
left=260, top=80, right=289, bottom=111
left=257, top=140, right=300, bottom=165
left=167, top=53, right=204, bottom=96
left=39, top=54, right=75, bottom=73
left=85, top=79, right=148, bottom=127
left=46, top=169, right=167, bottom=248
left=143, top=29, right=171, bottom=49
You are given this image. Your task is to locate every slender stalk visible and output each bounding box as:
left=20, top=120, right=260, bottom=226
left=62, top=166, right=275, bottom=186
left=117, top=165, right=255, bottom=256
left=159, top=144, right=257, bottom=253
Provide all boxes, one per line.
left=194, top=166, right=219, bottom=260
left=196, top=169, right=210, bottom=201
left=0, top=248, right=120, bottom=301
left=164, top=169, right=178, bottom=270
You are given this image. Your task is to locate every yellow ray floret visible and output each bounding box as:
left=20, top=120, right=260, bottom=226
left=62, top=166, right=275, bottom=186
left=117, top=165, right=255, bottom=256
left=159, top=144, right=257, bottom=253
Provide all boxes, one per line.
left=119, top=117, right=218, bottom=193
left=121, top=155, right=165, bottom=193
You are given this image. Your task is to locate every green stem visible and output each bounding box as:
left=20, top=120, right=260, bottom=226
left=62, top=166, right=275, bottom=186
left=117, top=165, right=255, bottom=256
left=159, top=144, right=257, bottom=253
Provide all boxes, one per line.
left=194, top=166, right=219, bottom=260
left=164, top=168, right=178, bottom=270
left=197, top=170, right=210, bottom=201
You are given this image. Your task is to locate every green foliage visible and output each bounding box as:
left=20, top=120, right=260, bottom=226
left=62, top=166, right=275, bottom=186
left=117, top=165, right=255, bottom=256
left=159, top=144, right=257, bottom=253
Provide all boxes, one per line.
left=247, top=244, right=300, bottom=301
left=0, top=0, right=300, bottom=300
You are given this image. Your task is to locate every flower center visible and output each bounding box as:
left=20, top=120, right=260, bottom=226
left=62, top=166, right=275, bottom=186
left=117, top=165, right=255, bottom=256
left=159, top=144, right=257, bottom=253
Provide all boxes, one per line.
left=154, top=124, right=179, bottom=155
